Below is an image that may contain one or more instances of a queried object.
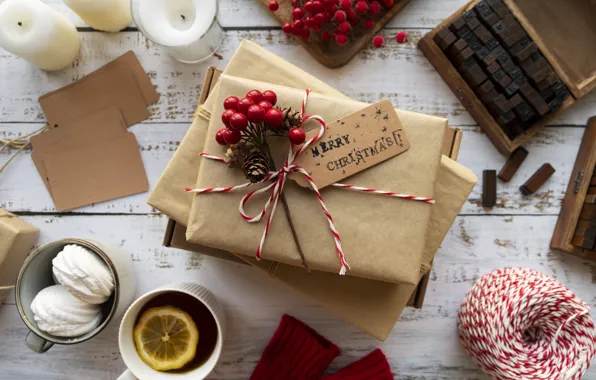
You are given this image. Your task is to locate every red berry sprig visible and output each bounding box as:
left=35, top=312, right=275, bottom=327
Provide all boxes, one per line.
left=273, top=0, right=394, bottom=46
left=215, top=89, right=305, bottom=148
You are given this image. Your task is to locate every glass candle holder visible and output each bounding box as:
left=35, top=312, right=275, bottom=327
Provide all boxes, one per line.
left=131, top=0, right=224, bottom=64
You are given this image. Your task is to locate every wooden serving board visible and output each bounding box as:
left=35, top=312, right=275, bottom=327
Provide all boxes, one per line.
left=259, top=0, right=412, bottom=68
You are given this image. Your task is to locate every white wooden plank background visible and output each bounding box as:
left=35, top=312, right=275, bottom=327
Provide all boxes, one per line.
left=1, top=0, right=596, bottom=379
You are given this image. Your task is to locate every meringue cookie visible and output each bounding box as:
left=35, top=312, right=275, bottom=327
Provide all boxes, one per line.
left=30, top=285, right=102, bottom=337
left=52, top=244, right=115, bottom=304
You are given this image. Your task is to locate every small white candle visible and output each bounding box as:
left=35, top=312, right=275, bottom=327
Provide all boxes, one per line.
left=132, top=0, right=223, bottom=63
left=0, top=0, right=81, bottom=71
left=63, top=0, right=132, bottom=33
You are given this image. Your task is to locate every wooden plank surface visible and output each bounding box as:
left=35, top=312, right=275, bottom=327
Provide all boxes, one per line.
left=1, top=0, right=596, bottom=378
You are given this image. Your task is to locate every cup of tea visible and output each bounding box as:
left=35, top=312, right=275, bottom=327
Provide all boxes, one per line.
left=117, top=283, right=226, bottom=380
left=15, top=238, right=136, bottom=353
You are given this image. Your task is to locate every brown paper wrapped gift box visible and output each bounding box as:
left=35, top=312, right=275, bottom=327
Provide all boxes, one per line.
left=187, top=74, right=447, bottom=285
left=148, top=42, right=477, bottom=340
left=0, top=210, right=39, bottom=303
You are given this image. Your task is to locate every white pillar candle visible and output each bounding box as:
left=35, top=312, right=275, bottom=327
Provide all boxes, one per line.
left=63, top=0, right=131, bottom=33
left=132, top=0, right=223, bottom=63
left=0, top=0, right=81, bottom=72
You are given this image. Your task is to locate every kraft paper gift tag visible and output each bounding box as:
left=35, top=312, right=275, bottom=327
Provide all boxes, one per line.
left=39, top=65, right=150, bottom=128
left=0, top=210, right=39, bottom=303
left=42, top=132, right=148, bottom=211
left=31, top=107, right=127, bottom=192
left=187, top=75, right=447, bottom=285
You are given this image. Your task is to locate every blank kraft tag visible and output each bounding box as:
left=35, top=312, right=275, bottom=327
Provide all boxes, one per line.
left=291, top=100, right=410, bottom=189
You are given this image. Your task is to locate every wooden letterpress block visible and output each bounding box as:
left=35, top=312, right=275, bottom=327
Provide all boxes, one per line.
left=493, top=69, right=512, bottom=90
left=506, top=65, right=523, bottom=79
left=513, top=73, right=529, bottom=86
left=500, top=60, right=515, bottom=73
left=473, top=24, right=493, bottom=44
left=486, top=38, right=499, bottom=51
left=460, top=59, right=488, bottom=88
left=482, top=53, right=497, bottom=67
left=463, top=11, right=481, bottom=30
left=475, top=46, right=491, bottom=61
left=491, top=20, right=508, bottom=39
left=536, top=72, right=558, bottom=91
left=580, top=204, right=596, bottom=221
left=498, top=146, right=528, bottom=182
left=488, top=0, right=511, bottom=19
left=476, top=79, right=495, bottom=96
left=480, top=88, right=500, bottom=103
left=450, top=16, right=467, bottom=32
left=455, top=26, right=473, bottom=40
left=508, top=93, right=524, bottom=108
left=520, top=84, right=549, bottom=116
left=552, top=82, right=570, bottom=100
left=496, top=110, right=516, bottom=126
left=514, top=100, right=535, bottom=122
left=490, top=94, right=512, bottom=113
left=486, top=61, right=501, bottom=74
left=492, top=46, right=511, bottom=65
left=586, top=194, right=596, bottom=204
left=520, top=163, right=555, bottom=195
left=503, top=29, right=526, bottom=48
left=521, top=59, right=539, bottom=78
left=532, top=67, right=554, bottom=85
left=483, top=170, right=497, bottom=207
left=548, top=97, right=564, bottom=112
left=454, top=47, right=475, bottom=66
left=513, top=42, right=538, bottom=62
left=504, top=82, right=519, bottom=97
left=448, top=39, right=468, bottom=57
left=540, top=87, right=555, bottom=103
left=475, top=1, right=500, bottom=26
left=434, top=28, right=458, bottom=51
left=575, top=220, right=596, bottom=240
left=572, top=235, right=596, bottom=250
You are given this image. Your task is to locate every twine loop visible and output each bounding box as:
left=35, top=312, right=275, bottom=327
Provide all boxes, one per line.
left=458, top=267, right=596, bottom=380
left=187, top=90, right=435, bottom=275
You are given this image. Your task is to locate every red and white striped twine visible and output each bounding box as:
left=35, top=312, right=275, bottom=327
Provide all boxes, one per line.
left=458, top=267, right=596, bottom=380
left=187, top=89, right=434, bottom=275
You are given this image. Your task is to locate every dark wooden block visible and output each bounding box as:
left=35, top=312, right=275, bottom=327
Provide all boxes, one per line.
left=520, top=163, right=555, bottom=195
left=475, top=1, right=500, bottom=26
left=508, top=93, right=524, bottom=108
left=514, top=100, right=535, bottom=122
left=483, top=170, right=497, bottom=207
left=572, top=235, right=596, bottom=250
left=489, top=94, right=512, bottom=113
left=434, top=28, right=458, bottom=51
left=500, top=60, right=515, bottom=73
left=480, top=88, right=500, bottom=103
left=460, top=59, right=488, bottom=88
left=488, top=0, right=511, bottom=19
left=580, top=204, right=596, bottom=221
left=473, top=24, right=493, bottom=44
left=536, top=72, right=559, bottom=91
left=476, top=80, right=495, bottom=96
left=454, top=47, right=475, bottom=66
left=506, top=65, right=523, bottom=79
left=448, top=39, right=468, bottom=57
left=463, top=11, right=481, bottom=30
left=486, top=38, right=499, bottom=51
left=491, top=20, right=507, bottom=39
left=503, top=28, right=526, bottom=48
left=455, top=26, right=473, bottom=40
left=493, top=69, right=512, bottom=90
left=475, top=46, right=491, bottom=61
left=586, top=194, right=596, bottom=204
left=498, top=146, right=528, bottom=182
left=492, top=46, right=511, bottom=65
left=504, top=82, right=519, bottom=97
left=496, top=110, right=516, bottom=126
left=450, top=16, right=467, bottom=32
left=575, top=221, right=596, bottom=240
left=482, top=53, right=497, bottom=67
left=486, top=61, right=501, bottom=74
left=532, top=67, right=554, bottom=85
left=513, top=74, right=529, bottom=86
left=540, top=87, right=556, bottom=102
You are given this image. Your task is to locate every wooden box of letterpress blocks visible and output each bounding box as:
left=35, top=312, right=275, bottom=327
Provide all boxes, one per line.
left=418, top=0, right=596, bottom=154
left=551, top=117, right=596, bottom=260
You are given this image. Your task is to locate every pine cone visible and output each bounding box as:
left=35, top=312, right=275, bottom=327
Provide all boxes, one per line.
left=243, top=151, right=271, bottom=183
left=283, top=108, right=302, bottom=130
left=224, top=141, right=252, bottom=168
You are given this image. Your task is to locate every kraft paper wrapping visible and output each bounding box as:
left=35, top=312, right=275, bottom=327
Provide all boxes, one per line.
left=186, top=75, right=447, bottom=285
left=147, top=40, right=477, bottom=339
left=0, top=209, right=39, bottom=303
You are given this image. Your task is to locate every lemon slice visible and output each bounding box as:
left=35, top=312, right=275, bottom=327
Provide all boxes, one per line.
left=133, top=306, right=199, bottom=371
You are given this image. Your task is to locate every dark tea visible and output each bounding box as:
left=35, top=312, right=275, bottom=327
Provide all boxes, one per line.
left=135, top=291, right=219, bottom=373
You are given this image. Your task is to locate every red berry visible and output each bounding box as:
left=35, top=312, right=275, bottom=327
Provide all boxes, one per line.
left=363, top=19, right=374, bottom=29
left=288, top=128, right=306, bottom=145
left=311, top=24, right=322, bottom=32
left=339, top=0, right=352, bottom=10
left=223, top=128, right=242, bottom=145
left=321, top=29, right=333, bottom=40
left=292, top=8, right=304, bottom=20
left=300, top=28, right=311, bottom=39
left=237, top=98, right=255, bottom=115
left=355, top=1, right=368, bottom=14
left=368, top=1, right=381, bottom=14
left=265, top=108, right=284, bottom=127
left=292, top=0, right=297, bottom=5
left=324, top=0, right=337, bottom=8
left=322, top=11, right=332, bottom=22
left=293, top=19, right=305, bottom=31
left=224, top=96, right=240, bottom=111
left=268, top=0, right=279, bottom=11
left=373, top=35, right=384, bottom=48
left=282, top=22, right=294, bottom=34
left=304, top=1, right=316, bottom=13
left=246, top=89, right=263, bottom=103
left=258, top=100, right=273, bottom=112
left=328, top=4, right=338, bottom=13
left=337, top=21, right=351, bottom=34
left=380, top=0, right=393, bottom=8
left=346, top=8, right=357, bottom=19
left=215, top=128, right=227, bottom=145
left=247, top=105, right=266, bottom=123
left=221, top=109, right=236, bottom=126
left=335, top=33, right=348, bottom=45
left=349, top=17, right=360, bottom=27
left=334, top=10, right=346, bottom=22
left=312, top=0, right=324, bottom=12
left=262, top=90, right=277, bottom=105
left=313, top=12, right=325, bottom=24
left=229, top=112, right=248, bottom=131
left=305, top=16, right=316, bottom=27
left=396, top=31, right=408, bottom=44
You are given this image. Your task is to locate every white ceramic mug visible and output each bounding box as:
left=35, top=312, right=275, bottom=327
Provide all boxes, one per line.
left=15, top=238, right=136, bottom=353
left=118, top=283, right=226, bottom=380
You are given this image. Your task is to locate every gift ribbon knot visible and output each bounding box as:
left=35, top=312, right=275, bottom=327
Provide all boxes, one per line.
left=187, top=89, right=435, bottom=275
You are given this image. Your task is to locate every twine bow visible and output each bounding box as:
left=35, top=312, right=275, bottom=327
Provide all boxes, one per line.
left=188, top=90, right=435, bottom=275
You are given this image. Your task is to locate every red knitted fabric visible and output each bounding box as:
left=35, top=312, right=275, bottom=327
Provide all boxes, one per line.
left=323, top=349, right=393, bottom=379
left=251, top=315, right=393, bottom=380
left=250, top=314, right=340, bottom=380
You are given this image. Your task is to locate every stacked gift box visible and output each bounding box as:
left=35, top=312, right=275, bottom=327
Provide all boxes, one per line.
left=148, top=41, right=477, bottom=340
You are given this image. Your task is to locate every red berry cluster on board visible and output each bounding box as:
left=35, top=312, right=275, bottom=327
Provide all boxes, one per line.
left=216, top=89, right=306, bottom=146
left=270, top=0, right=394, bottom=45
